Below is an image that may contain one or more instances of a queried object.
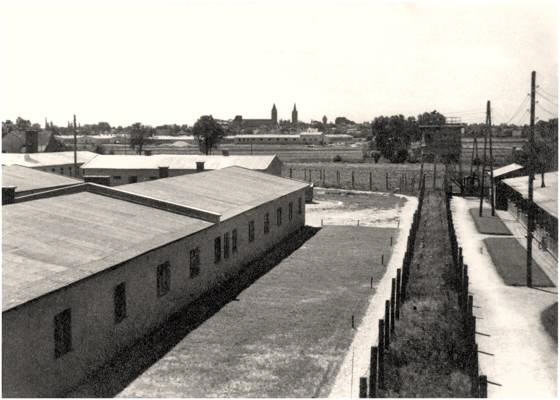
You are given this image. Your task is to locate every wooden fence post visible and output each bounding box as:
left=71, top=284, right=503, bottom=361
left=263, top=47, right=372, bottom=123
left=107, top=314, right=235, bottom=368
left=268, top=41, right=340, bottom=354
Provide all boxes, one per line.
left=289, top=168, right=292, bottom=178
left=471, top=343, right=479, bottom=397
left=390, top=279, right=396, bottom=333
left=359, top=377, right=368, bottom=398
left=386, top=173, right=389, bottom=190
left=304, top=169, right=307, bottom=181
left=369, top=172, right=373, bottom=191
left=396, top=269, right=401, bottom=318
left=479, top=375, right=488, bottom=398
left=369, top=346, right=377, bottom=398
left=337, top=170, right=340, bottom=186
left=384, top=300, right=390, bottom=348
left=352, top=170, right=355, bottom=189
left=378, top=320, right=385, bottom=389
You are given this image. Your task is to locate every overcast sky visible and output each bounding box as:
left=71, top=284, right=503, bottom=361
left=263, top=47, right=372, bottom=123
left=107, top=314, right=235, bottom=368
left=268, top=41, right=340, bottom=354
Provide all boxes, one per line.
left=0, top=0, right=557, bottom=127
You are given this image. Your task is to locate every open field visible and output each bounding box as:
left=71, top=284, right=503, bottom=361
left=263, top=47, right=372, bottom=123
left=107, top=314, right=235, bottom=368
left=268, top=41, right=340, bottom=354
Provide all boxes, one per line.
left=469, top=207, right=512, bottom=235
left=282, top=162, right=456, bottom=193
left=115, top=226, right=396, bottom=397
left=307, top=189, right=407, bottom=228
left=484, top=237, right=554, bottom=287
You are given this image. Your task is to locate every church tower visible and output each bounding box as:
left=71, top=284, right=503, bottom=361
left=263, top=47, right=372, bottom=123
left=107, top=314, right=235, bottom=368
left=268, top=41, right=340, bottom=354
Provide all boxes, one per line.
left=292, top=104, right=298, bottom=125
left=271, top=104, right=278, bottom=125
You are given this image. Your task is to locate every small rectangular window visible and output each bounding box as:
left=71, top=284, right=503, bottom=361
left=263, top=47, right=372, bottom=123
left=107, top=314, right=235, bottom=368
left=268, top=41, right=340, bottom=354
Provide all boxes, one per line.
left=248, top=220, right=255, bottom=242
left=298, top=197, right=303, bottom=215
left=114, top=283, right=127, bottom=323
left=264, top=213, right=270, bottom=234
left=277, top=207, right=282, bottom=226
left=224, top=232, right=230, bottom=259
left=232, top=229, right=238, bottom=253
left=114, top=176, right=122, bottom=180
left=157, top=262, right=170, bottom=297
left=54, top=308, right=72, bottom=358
left=289, top=202, right=293, bottom=221
left=214, top=237, right=221, bottom=263
left=190, top=247, right=200, bottom=278
left=129, top=176, right=138, bottom=183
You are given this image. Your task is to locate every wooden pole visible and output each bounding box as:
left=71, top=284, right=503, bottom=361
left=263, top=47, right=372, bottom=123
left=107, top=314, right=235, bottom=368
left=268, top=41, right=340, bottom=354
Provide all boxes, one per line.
left=527, top=70, right=536, bottom=288
left=73, top=114, right=77, bottom=177
left=369, top=347, right=377, bottom=397
left=488, top=100, right=495, bottom=216
left=479, top=128, right=488, bottom=217
left=359, top=377, right=368, bottom=398
left=378, top=320, right=384, bottom=389
left=390, top=278, right=396, bottom=333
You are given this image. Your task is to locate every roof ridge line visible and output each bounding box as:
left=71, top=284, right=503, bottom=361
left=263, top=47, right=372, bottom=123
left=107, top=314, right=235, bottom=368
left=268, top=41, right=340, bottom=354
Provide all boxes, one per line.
left=12, top=182, right=221, bottom=223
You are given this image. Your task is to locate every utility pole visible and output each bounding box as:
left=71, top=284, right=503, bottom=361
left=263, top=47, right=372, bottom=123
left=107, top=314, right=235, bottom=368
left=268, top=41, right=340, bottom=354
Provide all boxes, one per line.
left=479, top=128, right=487, bottom=217
left=527, top=71, right=536, bottom=288
left=73, top=114, right=78, bottom=178
left=488, top=101, right=495, bottom=216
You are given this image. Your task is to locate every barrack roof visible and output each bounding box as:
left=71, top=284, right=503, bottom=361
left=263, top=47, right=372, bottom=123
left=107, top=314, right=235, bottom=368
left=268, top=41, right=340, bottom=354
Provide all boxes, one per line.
left=502, top=171, right=558, bottom=219
left=119, top=166, right=309, bottom=220
left=2, top=151, right=98, bottom=167
left=81, top=154, right=278, bottom=171
left=2, top=165, right=80, bottom=194
left=3, top=190, right=212, bottom=312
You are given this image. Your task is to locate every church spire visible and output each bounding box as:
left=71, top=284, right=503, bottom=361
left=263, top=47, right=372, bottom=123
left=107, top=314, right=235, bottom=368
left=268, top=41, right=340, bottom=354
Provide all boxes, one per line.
left=291, top=103, right=298, bottom=125
left=271, top=103, right=278, bottom=125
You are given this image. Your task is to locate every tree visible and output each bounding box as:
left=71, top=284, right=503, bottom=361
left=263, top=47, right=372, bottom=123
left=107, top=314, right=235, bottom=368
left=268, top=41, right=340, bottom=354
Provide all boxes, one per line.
left=513, top=118, right=558, bottom=187
left=129, top=123, right=151, bottom=155
left=335, top=116, right=355, bottom=125
left=192, top=115, right=225, bottom=155
left=15, top=116, right=31, bottom=130
left=372, top=114, right=417, bottom=161
left=417, top=110, right=446, bottom=126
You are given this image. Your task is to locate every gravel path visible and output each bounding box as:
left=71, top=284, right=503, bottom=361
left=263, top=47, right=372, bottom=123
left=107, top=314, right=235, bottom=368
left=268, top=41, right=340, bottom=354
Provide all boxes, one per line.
left=452, top=197, right=557, bottom=398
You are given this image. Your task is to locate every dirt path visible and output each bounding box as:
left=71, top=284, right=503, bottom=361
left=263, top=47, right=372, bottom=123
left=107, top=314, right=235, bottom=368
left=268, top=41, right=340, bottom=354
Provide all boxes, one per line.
left=452, top=197, right=557, bottom=398
left=327, top=193, right=417, bottom=398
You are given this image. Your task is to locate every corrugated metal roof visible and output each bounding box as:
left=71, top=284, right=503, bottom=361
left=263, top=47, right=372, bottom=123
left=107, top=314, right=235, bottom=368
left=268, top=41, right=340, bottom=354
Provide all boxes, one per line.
left=2, top=191, right=213, bottom=311
left=120, top=166, right=309, bottom=220
left=493, top=163, right=524, bottom=178
left=502, top=171, right=558, bottom=219
left=2, top=165, right=80, bottom=193
left=2, top=151, right=98, bottom=167
left=81, top=154, right=277, bottom=171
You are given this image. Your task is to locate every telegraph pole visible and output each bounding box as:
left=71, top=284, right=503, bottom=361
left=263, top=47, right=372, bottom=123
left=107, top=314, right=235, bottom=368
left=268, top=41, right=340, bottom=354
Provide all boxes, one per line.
left=488, top=101, right=495, bottom=216
left=479, top=128, right=487, bottom=217
left=73, top=114, right=78, bottom=177
left=527, top=71, right=536, bottom=288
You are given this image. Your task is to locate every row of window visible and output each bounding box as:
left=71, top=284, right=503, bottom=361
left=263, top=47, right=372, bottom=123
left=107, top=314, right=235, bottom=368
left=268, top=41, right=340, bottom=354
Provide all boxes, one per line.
left=48, top=167, right=73, bottom=175
left=53, top=197, right=304, bottom=359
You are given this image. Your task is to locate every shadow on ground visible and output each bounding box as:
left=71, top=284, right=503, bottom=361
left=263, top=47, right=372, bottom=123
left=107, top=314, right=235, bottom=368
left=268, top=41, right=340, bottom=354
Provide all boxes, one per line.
left=541, top=302, right=558, bottom=343
left=66, top=226, right=320, bottom=398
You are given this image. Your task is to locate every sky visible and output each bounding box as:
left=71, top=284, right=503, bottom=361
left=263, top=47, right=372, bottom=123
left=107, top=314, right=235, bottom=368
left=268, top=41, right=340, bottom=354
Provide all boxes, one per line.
left=0, top=0, right=558, bottom=127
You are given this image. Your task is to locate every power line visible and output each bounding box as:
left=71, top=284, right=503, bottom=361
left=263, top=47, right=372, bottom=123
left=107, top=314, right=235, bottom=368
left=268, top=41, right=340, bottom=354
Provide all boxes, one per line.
left=513, top=109, right=530, bottom=126
left=536, top=103, right=558, bottom=117
left=537, top=87, right=558, bottom=99
left=536, top=90, right=558, bottom=107
left=506, top=95, right=530, bottom=124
